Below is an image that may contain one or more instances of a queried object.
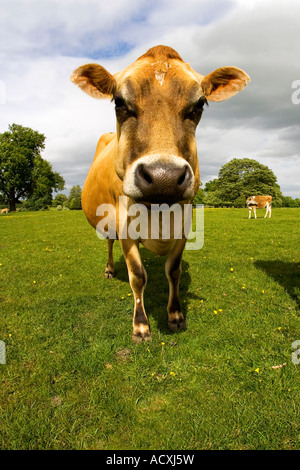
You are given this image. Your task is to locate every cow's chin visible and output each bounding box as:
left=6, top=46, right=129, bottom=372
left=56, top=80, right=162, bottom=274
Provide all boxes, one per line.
left=125, top=192, right=192, bottom=206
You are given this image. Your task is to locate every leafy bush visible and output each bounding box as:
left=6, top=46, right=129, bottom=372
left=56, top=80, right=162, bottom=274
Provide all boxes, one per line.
left=53, top=193, right=68, bottom=207
left=70, top=196, right=81, bottom=210
left=68, top=185, right=82, bottom=210
left=22, top=195, right=51, bottom=211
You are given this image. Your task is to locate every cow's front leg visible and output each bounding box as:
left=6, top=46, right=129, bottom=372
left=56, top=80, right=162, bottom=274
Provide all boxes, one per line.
left=165, top=238, right=186, bottom=331
left=120, top=238, right=150, bottom=342
left=105, top=239, right=114, bottom=278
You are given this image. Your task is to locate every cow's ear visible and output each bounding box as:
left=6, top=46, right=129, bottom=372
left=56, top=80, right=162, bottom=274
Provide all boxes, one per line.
left=71, top=64, right=117, bottom=99
left=201, top=67, right=250, bottom=102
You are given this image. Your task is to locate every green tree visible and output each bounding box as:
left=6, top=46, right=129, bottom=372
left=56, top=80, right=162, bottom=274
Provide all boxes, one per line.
left=203, top=190, right=223, bottom=207
left=53, top=193, right=68, bottom=207
left=24, top=156, right=65, bottom=210
left=281, top=196, right=299, bottom=207
left=203, top=178, right=223, bottom=206
left=0, top=124, right=45, bottom=211
left=204, top=178, right=219, bottom=193
left=68, top=185, right=82, bottom=210
left=193, top=183, right=205, bottom=205
left=0, top=124, right=64, bottom=211
left=204, top=158, right=282, bottom=207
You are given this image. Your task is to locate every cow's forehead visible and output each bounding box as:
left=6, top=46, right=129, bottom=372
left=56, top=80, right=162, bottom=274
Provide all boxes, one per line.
left=116, top=58, right=203, bottom=102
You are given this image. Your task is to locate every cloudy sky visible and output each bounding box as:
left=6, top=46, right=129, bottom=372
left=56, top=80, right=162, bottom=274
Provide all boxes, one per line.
left=1, top=0, right=300, bottom=196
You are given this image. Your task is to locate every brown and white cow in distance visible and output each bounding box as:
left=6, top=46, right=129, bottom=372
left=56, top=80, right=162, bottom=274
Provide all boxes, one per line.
left=71, top=45, right=250, bottom=342
left=246, top=195, right=272, bottom=219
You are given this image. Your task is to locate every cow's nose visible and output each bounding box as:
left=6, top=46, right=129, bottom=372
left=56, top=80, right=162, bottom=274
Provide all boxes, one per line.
left=134, top=163, right=192, bottom=202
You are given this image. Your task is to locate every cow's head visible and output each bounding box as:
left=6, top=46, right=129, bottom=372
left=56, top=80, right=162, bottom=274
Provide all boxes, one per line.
left=71, top=45, right=250, bottom=204
left=246, top=196, right=257, bottom=207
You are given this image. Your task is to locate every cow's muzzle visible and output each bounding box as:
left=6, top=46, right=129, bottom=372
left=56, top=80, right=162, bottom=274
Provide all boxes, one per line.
left=123, top=155, right=194, bottom=203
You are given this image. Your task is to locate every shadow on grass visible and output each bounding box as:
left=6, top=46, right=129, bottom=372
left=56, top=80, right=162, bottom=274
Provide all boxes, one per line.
left=254, top=260, right=300, bottom=310
left=112, top=246, right=199, bottom=334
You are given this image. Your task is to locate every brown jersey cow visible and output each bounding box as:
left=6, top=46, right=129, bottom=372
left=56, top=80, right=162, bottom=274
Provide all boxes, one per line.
left=71, top=45, right=250, bottom=342
left=246, top=195, right=272, bottom=219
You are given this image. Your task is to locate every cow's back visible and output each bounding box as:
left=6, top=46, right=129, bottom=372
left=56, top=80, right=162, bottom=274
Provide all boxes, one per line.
left=92, top=132, right=116, bottom=162
left=256, top=196, right=272, bottom=208
left=82, top=133, right=123, bottom=229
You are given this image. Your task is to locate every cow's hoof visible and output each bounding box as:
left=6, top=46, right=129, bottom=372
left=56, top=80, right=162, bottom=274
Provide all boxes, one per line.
left=132, top=328, right=151, bottom=343
left=104, top=270, right=114, bottom=279
left=168, top=313, right=186, bottom=331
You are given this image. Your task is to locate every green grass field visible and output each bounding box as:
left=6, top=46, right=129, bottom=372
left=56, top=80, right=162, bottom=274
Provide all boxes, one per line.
left=0, top=208, right=299, bottom=450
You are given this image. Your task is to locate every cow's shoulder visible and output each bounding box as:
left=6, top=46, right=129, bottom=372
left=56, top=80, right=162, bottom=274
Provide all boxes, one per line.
left=82, top=133, right=122, bottom=228
left=93, top=132, right=116, bottom=162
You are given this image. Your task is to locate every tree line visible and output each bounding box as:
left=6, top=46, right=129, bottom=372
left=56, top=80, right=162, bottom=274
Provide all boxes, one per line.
left=194, top=158, right=299, bottom=207
left=0, top=124, right=299, bottom=211
left=52, top=185, right=82, bottom=210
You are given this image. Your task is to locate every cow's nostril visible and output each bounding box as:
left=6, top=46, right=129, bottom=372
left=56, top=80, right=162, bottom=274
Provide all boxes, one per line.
left=132, top=160, right=193, bottom=203
left=137, top=164, right=153, bottom=185
left=177, top=169, right=186, bottom=186
left=143, top=169, right=153, bottom=185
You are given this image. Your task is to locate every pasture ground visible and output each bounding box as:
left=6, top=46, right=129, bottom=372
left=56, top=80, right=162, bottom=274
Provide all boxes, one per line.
left=0, top=208, right=299, bottom=450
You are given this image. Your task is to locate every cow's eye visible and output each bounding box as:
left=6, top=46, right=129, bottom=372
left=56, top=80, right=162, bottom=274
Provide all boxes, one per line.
left=184, top=97, right=208, bottom=121
left=195, top=97, right=208, bottom=110
left=114, top=96, right=137, bottom=121
left=114, top=97, right=126, bottom=109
